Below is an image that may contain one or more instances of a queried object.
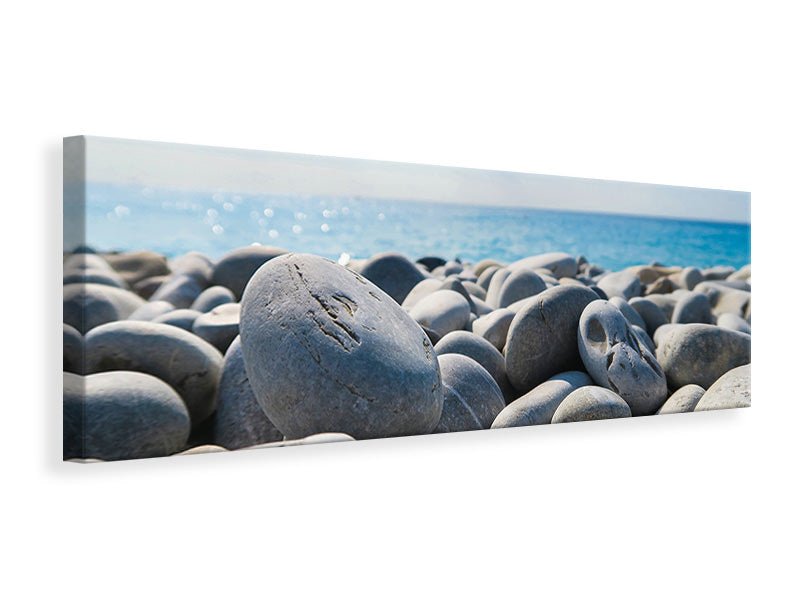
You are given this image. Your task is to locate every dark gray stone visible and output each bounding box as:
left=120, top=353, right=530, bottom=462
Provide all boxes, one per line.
left=152, top=309, right=202, bottom=331
left=63, top=283, right=146, bottom=335
left=192, top=302, right=240, bottom=353
left=672, top=291, right=714, bottom=324
left=629, top=297, right=669, bottom=337
left=63, top=371, right=190, bottom=461
left=127, top=300, right=175, bottom=322
left=240, top=253, right=443, bottom=440
left=505, top=285, right=599, bottom=394
left=632, top=324, right=656, bottom=355
left=551, top=386, right=632, bottom=423
left=63, top=324, right=83, bottom=374
left=470, top=296, right=494, bottom=316
left=655, top=324, right=751, bottom=389
left=491, top=371, right=592, bottom=428
left=507, top=252, right=578, bottom=279
left=149, top=274, right=205, bottom=309
left=211, top=245, right=288, bottom=299
left=656, top=384, right=705, bottom=414
left=416, top=256, right=446, bottom=271
left=359, top=251, right=427, bottom=305
left=695, top=364, right=751, bottom=411
left=471, top=308, right=515, bottom=351
left=84, top=320, right=223, bottom=427
left=213, top=337, right=283, bottom=450
left=434, top=330, right=515, bottom=402
left=578, top=300, right=667, bottom=416
left=596, top=270, right=642, bottom=300
left=409, top=290, right=471, bottom=337
left=433, top=354, right=505, bottom=433
left=191, top=285, right=236, bottom=313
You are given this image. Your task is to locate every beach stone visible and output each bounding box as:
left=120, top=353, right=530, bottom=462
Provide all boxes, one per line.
left=505, top=285, right=599, bottom=394
left=191, top=285, right=236, bottom=313
left=485, top=268, right=511, bottom=308
left=672, top=291, right=714, bottom=324
left=127, top=300, right=175, bottom=322
left=477, top=265, right=501, bottom=290
left=471, top=308, right=515, bottom=351
left=63, top=283, right=146, bottom=335
left=646, top=276, right=678, bottom=295
left=596, top=270, right=642, bottom=300
left=442, top=261, right=463, bottom=276
left=103, top=250, right=170, bottom=286
left=629, top=297, right=669, bottom=337
left=462, top=280, right=486, bottom=300
left=192, top=303, right=240, bottom=353
left=495, top=268, right=547, bottom=309
left=213, top=337, right=283, bottom=450
left=409, top=290, right=471, bottom=337
left=401, top=278, right=443, bottom=310
left=152, top=309, right=202, bottom=331
left=433, top=354, right=505, bottom=433
left=63, top=268, right=129, bottom=289
left=63, top=371, right=191, bottom=461
left=64, top=253, right=113, bottom=275
left=551, top=386, right=632, bottom=423
left=702, top=266, right=736, bottom=281
left=578, top=300, right=667, bottom=416
left=716, top=312, right=751, bottom=334
left=359, top=252, right=427, bottom=305
left=212, top=245, right=288, bottom=299
left=625, top=265, right=665, bottom=285
left=473, top=259, right=502, bottom=277
left=653, top=323, right=681, bottom=347
left=416, top=256, right=446, bottom=271
left=656, top=384, right=705, bottom=415
left=676, top=267, right=703, bottom=291
left=149, top=273, right=205, bottom=309
left=694, top=282, right=751, bottom=318
left=507, top=252, right=578, bottom=279
left=243, top=432, right=356, bottom=451
left=694, top=364, right=751, bottom=411
left=438, top=276, right=477, bottom=313
left=727, top=264, right=751, bottom=282
left=170, top=251, right=214, bottom=284
left=583, top=264, right=605, bottom=278
left=240, top=253, right=443, bottom=440
left=133, top=275, right=169, bottom=300
left=609, top=296, right=647, bottom=330
left=63, top=324, right=83, bottom=374
left=84, top=320, right=223, bottom=427
left=434, top=331, right=515, bottom=402
left=646, top=294, right=678, bottom=321
left=470, top=296, right=493, bottom=317
left=491, top=371, right=592, bottom=428
left=655, top=324, right=751, bottom=389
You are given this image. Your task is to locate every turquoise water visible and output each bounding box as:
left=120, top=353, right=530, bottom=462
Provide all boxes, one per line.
left=82, top=183, right=750, bottom=271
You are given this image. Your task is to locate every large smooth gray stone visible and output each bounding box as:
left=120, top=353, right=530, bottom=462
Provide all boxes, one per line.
left=655, top=324, right=751, bottom=389
left=695, top=282, right=751, bottom=318
left=551, top=386, right=632, bottom=423
left=213, top=337, right=283, bottom=450
left=672, top=291, right=713, bottom=324
left=433, top=354, right=505, bottom=433
left=84, top=320, right=223, bottom=426
left=471, top=308, right=515, bottom=351
left=240, top=253, right=443, bottom=440
left=400, top=278, right=442, bottom=310
left=677, top=267, right=703, bottom=291
left=653, top=323, right=682, bottom=347
left=212, top=245, right=288, bottom=299
left=63, top=324, right=83, bottom=374
left=359, top=251, right=427, bottom=305
left=434, top=330, right=514, bottom=402
left=152, top=308, right=202, bottom=331
left=596, top=270, right=642, bottom=300
left=476, top=265, right=501, bottom=290
left=656, top=384, right=705, bottom=414
left=63, top=268, right=128, bottom=289
left=170, top=251, right=214, bottom=284
left=149, top=274, right=205, bottom=309
left=437, top=276, right=477, bottom=313
left=491, top=371, right=592, bottom=428
left=505, top=285, right=599, bottom=394
left=695, top=364, right=751, bottom=411
left=63, top=371, right=190, bottom=461
left=127, top=300, right=175, bottom=322
left=63, top=283, right=146, bottom=334
left=103, top=250, right=170, bottom=286
left=495, top=268, right=547, bottom=309
left=191, top=285, right=236, bottom=313
left=507, top=252, right=578, bottom=279
left=484, top=267, right=511, bottom=308
left=409, top=290, right=471, bottom=337
left=192, top=302, right=240, bottom=353
left=629, top=297, right=669, bottom=336
left=578, top=300, right=667, bottom=416
left=716, top=312, right=751, bottom=334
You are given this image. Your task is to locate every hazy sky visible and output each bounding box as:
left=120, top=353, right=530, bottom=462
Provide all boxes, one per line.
left=77, top=136, right=750, bottom=223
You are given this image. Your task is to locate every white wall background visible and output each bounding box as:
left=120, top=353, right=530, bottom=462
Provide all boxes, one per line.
left=3, top=1, right=797, bottom=598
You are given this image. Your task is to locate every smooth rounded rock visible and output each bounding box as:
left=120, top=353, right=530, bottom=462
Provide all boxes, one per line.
left=240, top=253, right=444, bottom=440
left=63, top=268, right=128, bottom=289
left=63, top=283, right=146, bottom=334
left=437, top=276, right=477, bottom=313
left=476, top=265, right=501, bottom=290
left=63, top=371, right=191, bottom=461
left=656, top=384, right=705, bottom=415
left=103, top=250, right=170, bottom=286
left=359, top=251, right=427, bottom=305
left=716, top=312, right=751, bottom=334
left=505, top=285, right=599, bottom=394
left=507, top=252, right=578, bottom=279
left=629, top=297, right=669, bottom=336
left=152, top=309, right=202, bottom=331
left=462, top=280, right=486, bottom=300
left=702, top=266, right=736, bottom=281
left=63, top=324, right=83, bottom=374
left=473, top=259, right=502, bottom=277
left=433, top=354, right=505, bottom=433
left=694, top=364, right=751, bottom=411
left=646, top=294, right=679, bottom=321
left=213, top=337, right=283, bottom=450
left=551, top=386, right=632, bottom=423
left=495, top=268, right=547, bottom=309
left=401, top=278, right=443, bottom=310
left=434, top=330, right=514, bottom=402
left=578, top=300, right=667, bottom=416
left=212, top=245, right=288, bottom=299
left=192, top=302, right=240, bottom=353
left=416, top=256, right=446, bottom=271
left=695, top=282, right=751, bottom=318
left=133, top=275, right=169, bottom=300
left=191, top=285, right=236, bottom=313
left=471, top=308, right=515, bottom=351
left=596, top=270, right=642, bottom=300
left=170, top=251, right=214, bottom=284
left=672, top=291, right=713, bottom=324
left=127, top=300, right=175, bottom=322
left=655, top=324, right=751, bottom=389
left=63, top=253, right=112, bottom=273
left=84, top=320, right=223, bottom=426
left=409, top=290, right=471, bottom=337
left=677, top=267, right=703, bottom=291
left=149, top=274, right=205, bottom=309
left=491, top=371, right=592, bottom=428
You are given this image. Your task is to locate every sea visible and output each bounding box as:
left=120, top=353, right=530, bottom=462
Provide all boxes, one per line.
left=82, top=183, right=751, bottom=272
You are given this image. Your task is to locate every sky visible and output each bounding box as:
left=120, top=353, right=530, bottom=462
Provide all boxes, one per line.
left=74, top=136, right=751, bottom=224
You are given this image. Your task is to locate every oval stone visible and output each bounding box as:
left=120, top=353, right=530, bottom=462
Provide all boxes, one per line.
left=103, top=250, right=170, bottom=286
left=434, top=330, right=515, bottom=402
left=491, top=371, right=592, bottom=428
left=596, top=270, right=642, bottom=300
left=629, top=297, right=669, bottom=336
left=192, top=302, right=240, bottom=353
left=359, top=251, right=427, bottom=305
left=401, top=278, right=443, bottom=310
left=507, top=252, right=578, bottom=279
left=433, top=354, right=505, bottom=433
left=191, top=285, right=236, bottom=313
left=656, top=384, right=705, bottom=415
left=716, top=312, right=751, bottom=334
left=471, top=308, right=515, bottom=351
left=495, top=268, right=547, bottom=309
left=152, top=308, right=202, bottom=331
left=409, top=290, right=471, bottom=337
left=551, top=386, right=632, bottom=423
left=149, top=274, right=205, bottom=309
left=127, top=300, right=175, bottom=322
left=63, top=283, right=146, bottom=334
left=694, top=364, right=751, bottom=411
left=239, top=253, right=443, bottom=440
left=212, top=245, right=288, bottom=299
left=672, top=291, right=713, bottom=324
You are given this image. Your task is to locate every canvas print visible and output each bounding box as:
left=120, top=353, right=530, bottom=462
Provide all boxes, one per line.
left=63, top=136, right=751, bottom=462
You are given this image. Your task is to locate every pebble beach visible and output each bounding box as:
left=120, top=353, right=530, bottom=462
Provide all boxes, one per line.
left=63, top=246, right=752, bottom=462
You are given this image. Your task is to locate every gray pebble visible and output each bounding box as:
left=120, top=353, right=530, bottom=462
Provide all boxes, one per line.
left=127, top=300, right=175, bottom=322
left=491, top=371, right=592, bottom=428
left=149, top=274, right=205, bottom=309
left=191, top=285, right=236, bottom=313
left=152, top=309, right=202, bottom=331
left=433, top=354, right=505, bottom=433
left=401, top=278, right=443, bottom=310
left=434, top=330, right=515, bottom=402
left=551, top=386, right=632, bottom=423
left=170, top=251, right=214, bottom=284
left=609, top=296, right=647, bottom=330
left=677, top=267, right=703, bottom=290
left=716, top=312, right=751, bottom=334
left=694, top=364, right=751, bottom=411
left=596, top=270, right=642, bottom=300
left=409, top=290, right=471, bottom=337
left=359, top=251, right=427, bottom=305
left=471, top=308, right=515, bottom=351
left=495, top=268, right=547, bottom=308
left=672, top=291, right=713, bottom=324
left=473, top=259, right=502, bottom=277
left=192, top=302, right=240, bottom=353
left=63, top=268, right=129, bottom=289
left=656, top=384, right=705, bottom=414
left=103, top=250, right=170, bottom=287
left=507, top=252, right=578, bottom=279
left=211, top=245, right=288, bottom=299
left=133, top=275, right=170, bottom=300
left=476, top=265, right=501, bottom=290
left=63, top=283, right=145, bottom=334
left=629, top=297, right=669, bottom=336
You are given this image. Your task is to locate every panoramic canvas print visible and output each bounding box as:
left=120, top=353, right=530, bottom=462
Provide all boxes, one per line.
left=63, top=136, right=752, bottom=462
